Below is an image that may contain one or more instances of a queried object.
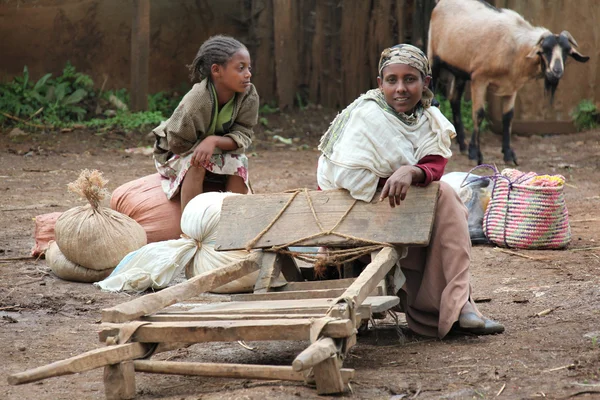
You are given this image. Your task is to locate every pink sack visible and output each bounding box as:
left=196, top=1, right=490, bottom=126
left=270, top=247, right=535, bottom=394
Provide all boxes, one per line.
left=31, top=212, right=63, bottom=257
left=110, top=174, right=183, bottom=243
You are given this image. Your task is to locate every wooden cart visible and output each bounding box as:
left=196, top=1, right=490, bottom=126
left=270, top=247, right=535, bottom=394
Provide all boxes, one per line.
left=8, top=184, right=439, bottom=399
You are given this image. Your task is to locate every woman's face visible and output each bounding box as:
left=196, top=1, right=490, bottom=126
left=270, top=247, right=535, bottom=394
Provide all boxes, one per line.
left=212, top=48, right=252, bottom=95
left=377, top=63, right=431, bottom=114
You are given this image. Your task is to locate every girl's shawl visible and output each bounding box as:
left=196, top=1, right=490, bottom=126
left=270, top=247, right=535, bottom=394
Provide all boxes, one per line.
left=317, top=89, right=456, bottom=201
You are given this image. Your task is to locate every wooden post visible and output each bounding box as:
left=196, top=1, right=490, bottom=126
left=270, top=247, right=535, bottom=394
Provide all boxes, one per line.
left=272, top=0, right=298, bottom=110
left=104, top=361, right=136, bottom=400
left=130, top=0, right=150, bottom=111
left=313, top=355, right=346, bottom=394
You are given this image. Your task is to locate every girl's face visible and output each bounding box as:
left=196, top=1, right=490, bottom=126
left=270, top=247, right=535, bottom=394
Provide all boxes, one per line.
left=377, top=63, right=431, bottom=114
left=212, top=48, right=252, bottom=96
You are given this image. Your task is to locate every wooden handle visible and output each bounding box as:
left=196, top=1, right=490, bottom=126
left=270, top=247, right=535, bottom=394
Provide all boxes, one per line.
left=292, top=337, right=338, bottom=371
left=102, top=252, right=262, bottom=323
left=8, top=343, right=148, bottom=386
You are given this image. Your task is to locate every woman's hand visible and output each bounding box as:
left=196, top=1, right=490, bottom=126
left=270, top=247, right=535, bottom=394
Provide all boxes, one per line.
left=191, top=136, right=218, bottom=168
left=379, top=166, right=424, bottom=207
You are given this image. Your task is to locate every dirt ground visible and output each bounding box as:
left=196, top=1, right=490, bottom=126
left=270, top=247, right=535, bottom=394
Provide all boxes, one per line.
left=1, top=110, right=600, bottom=400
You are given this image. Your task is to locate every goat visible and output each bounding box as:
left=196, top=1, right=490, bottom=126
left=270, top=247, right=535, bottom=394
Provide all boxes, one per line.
left=427, top=0, right=589, bottom=165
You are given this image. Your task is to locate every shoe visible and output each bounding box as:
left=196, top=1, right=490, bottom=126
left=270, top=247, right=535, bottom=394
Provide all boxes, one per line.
left=459, top=312, right=485, bottom=329
left=455, top=318, right=505, bottom=335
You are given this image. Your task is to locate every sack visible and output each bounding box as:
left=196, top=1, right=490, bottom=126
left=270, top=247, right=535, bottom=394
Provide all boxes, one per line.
left=46, top=241, right=113, bottom=283
left=441, top=172, right=492, bottom=244
left=96, top=192, right=266, bottom=294
left=110, top=173, right=183, bottom=243
left=475, top=165, right=571, bottom=249
left=31, top=212, right=63, bottom=257
left=181, top=191, right=261, bottom=294
left=55, top=170, right=147, bottom=270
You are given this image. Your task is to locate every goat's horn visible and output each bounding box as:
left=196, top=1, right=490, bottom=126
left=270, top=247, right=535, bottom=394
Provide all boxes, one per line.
left=560, top=30, right=579, bottom=47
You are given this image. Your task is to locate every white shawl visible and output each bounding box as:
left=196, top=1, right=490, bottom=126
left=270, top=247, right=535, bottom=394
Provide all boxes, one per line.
left=317, top=94, right=456, bottom=202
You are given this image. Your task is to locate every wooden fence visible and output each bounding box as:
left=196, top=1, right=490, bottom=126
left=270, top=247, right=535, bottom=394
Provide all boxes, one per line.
left=0, top=0, right=596, bottom=132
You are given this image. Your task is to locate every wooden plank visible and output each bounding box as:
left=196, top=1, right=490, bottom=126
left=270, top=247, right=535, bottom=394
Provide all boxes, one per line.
left=233, top=288, right=346, bottom=302
left=99, top=319, right=354, bottom=343
left=215, top=185, right=439, bottom=251
left=235, top=286, right=384, bottom=301
left=104, top=361, right=136, bottom=400
left=337, top=247, right=399, bottom=308
left=292, top=337, right=338, bottom=372
left=7, top=343, right=149, bottom=386
left=275, top=278, right=356, bottom=291
left=102, top=252, right=261, bottom=323
left=130, top=0, right=149, bottom=111
left=182, top=296, right=398, bottom=314
left=133, top=360, right=354, bottom=383
left=253, top=252, right=282, bottom=293
left=142, top=313, right=331, bottom=322
left=272, top=0, right=298, bottom=110
left=278, top=251, right=304, bottom=282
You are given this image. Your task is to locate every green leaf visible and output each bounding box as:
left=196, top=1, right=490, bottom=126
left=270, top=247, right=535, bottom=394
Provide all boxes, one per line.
left=22, top=66, right=29, bottom=89
left=34, top=73, right=53, bottom=91
left=54, top=82, right=68, bottom=102
left=62, top=88, right=87, bottom=105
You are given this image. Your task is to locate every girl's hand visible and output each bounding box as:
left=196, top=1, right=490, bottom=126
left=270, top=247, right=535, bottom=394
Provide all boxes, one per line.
left=379, top=166, right=423, bottom=208
left=191, top=136, right=218, bottom=168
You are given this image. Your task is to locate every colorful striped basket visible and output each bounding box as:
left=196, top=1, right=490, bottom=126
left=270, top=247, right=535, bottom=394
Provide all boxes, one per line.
left=464, top=165, right=571, bottom=249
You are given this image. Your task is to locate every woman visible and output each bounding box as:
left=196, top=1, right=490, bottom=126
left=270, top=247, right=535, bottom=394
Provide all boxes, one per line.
left=317, top=44, right=504, bottom=338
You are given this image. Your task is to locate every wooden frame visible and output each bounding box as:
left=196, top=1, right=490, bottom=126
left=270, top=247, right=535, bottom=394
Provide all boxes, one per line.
left=8, top=185, right=439, bottom=398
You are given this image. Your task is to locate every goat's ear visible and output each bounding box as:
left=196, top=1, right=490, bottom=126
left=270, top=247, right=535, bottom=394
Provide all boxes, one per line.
left=527, top=34, right=547, bottom=59
left=569, top=48, right=590, bottom=63
left=526, top=44, right=541, bottom=59
left=560, top=31, right=590, bottom=63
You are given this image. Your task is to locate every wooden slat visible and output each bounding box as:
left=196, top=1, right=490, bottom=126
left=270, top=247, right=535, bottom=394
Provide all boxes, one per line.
left=233, top=288, right=346, bottom=301
left=133, top=360, right=354, bottom=383
left=7, top=343, right=149, bottom=386
left=99, top=319, right=354, bottom=343
left=338, top=247, right=399, bottom=307
left=235, top=285, right=384, bottom=301
left=215, top=185, right=439, bottom=251
left=253, top=252, right=282, bottom=293
left=142, top=313, right=331, bottom=322
left=182, top=296, right=398, bottom=315
left=102, top=252, right=261, bottom=323
left=275, top=278, right=356, bottom=291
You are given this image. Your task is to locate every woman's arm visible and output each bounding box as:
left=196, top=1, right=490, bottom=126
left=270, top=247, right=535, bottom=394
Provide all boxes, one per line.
left=191, top=136, right=239, bottom=167
left=414, top=154, right=448, bottom=186
left=378, top=155, right=448, bottom=207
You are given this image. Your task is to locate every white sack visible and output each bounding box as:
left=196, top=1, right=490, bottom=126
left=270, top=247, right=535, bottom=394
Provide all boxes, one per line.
left=182, top=192, right=259, bottom=294
left=94, top=238, right=197, bottom=292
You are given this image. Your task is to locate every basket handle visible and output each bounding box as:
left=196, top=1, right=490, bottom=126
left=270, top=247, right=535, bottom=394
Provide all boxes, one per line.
left=459, top=164, right=500, bottom=188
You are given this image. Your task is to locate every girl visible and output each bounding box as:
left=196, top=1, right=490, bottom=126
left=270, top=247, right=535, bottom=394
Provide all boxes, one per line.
left=317, top=44, right=504, bottom=338
left=153, top=35, right=258, bottom=211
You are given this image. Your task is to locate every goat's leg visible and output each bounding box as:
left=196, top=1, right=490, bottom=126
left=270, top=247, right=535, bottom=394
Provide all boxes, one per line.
left=449, top=78, right=467, bottom=153
left=468, top=79, right=488, bottom=165
left=501, top=93, right=518, bottom=165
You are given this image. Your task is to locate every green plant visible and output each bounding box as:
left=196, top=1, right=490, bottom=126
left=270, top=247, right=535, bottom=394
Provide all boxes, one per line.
left=435, top=94, right=489, bottom=133
left=0, top=62, right=94, bottom=125
left=259, top=102, right=279, bottom=115
left=571, top=99, right=599, bottom=132
left=83, top=110, right=164, bottom=131
left=148, top=91, right=183, bottom=116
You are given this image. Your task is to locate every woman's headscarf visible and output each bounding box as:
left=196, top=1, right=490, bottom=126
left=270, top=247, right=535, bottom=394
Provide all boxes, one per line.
left=377, top=44, right=434, bottom=108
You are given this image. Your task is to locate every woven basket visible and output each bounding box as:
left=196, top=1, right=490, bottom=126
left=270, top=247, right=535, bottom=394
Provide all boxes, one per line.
left=467, top=165, right=571, bottom=249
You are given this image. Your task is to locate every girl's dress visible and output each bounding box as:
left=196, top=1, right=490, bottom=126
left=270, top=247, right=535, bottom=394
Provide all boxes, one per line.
left=152, top=79, right=259, bottom=199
